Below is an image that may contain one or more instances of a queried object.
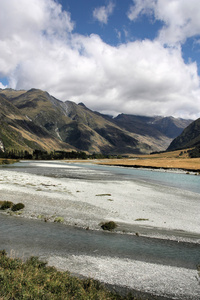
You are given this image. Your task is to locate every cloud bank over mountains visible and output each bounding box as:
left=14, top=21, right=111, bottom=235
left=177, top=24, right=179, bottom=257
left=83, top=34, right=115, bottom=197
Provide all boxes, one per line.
left=0, top=0, right=200, bottom=119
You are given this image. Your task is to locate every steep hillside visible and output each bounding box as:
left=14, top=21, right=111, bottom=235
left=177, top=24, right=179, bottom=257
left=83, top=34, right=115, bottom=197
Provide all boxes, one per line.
left=151, top=116, right=191, bottom=138
left=0, top=88, right=193, bottom=154
left=113, top=114, right=192, bottom=152
left=0, top=92, right=75, bottom=152
left=114, top=114, right=191, bottom=138
left=167, top=118, right=200, bottom=151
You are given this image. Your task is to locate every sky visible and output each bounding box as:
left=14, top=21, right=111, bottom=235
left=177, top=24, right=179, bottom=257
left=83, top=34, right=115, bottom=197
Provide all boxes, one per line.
left=1, top=0, right=200, bottom=119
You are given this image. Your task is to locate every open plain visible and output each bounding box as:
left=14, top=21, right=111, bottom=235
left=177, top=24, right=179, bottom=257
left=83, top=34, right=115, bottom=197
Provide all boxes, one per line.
left=97, top=150, right=200, bottom=172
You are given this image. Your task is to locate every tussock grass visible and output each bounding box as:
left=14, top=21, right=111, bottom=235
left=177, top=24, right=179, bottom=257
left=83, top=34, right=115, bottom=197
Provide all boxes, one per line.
left=0, top=201, right=25, bottom=212
left=98, top=150, right=200, bottom=171
left=0, top=251, right=137, bottom=300
left=11, top=203, right=25, bottom=212
left=0, top=159, right=18, bottom=165
left=0, top=201, right=13, bottom=210
left=101, top=221, right=117, bottom=231
left=54, top=217, right=64, bottom=223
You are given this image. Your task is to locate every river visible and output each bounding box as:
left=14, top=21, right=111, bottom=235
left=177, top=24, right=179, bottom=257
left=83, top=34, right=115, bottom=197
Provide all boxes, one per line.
left=4, top=160, right=200, bottom=194
left=0, top=160, right=200, bottom=299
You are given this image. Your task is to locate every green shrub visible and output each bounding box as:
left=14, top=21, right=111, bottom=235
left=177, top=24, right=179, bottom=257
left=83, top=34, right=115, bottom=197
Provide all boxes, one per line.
left=11, top=203, right=25, bottom=212
left=1, top=159, right=10, bottom=165
left=0, top=201, right=13, bottom=210
left=54, top=217, right=64, bottom=223
left=101, top=221, right=117, bottom=231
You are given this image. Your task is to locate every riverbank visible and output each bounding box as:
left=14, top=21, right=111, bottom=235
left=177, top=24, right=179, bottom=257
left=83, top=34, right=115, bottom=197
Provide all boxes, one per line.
left=0, top=164, right=199, bottom=243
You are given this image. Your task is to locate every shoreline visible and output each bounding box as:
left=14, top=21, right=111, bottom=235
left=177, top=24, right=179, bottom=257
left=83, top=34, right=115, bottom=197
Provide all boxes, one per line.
left=1, top=213, right=199, bottom=300
left=0, top=164, right=200, bottom=243
left=97, top=162, right=200, bottom=174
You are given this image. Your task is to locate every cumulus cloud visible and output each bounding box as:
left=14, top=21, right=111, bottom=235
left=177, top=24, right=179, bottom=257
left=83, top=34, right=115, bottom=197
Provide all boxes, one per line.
left=128, top=0, right=200, bottom=45
left=0, top=0, right=200, bottom=119
left=93, top=2, right=115, bottom=24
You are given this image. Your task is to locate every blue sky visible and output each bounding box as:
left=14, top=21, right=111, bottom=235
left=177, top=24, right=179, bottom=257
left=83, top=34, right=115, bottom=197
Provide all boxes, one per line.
left=1, top=0, right=200, bottom=119
left=61, top=0, right=164, bottom=44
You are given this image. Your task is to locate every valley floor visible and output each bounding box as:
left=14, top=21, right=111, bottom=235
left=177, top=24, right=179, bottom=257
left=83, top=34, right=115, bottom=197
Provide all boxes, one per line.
left=0, top=166, right=199, bottom=240
left=0, top=162, right=200, bottom=299
left=96, top=154, right=200, bottom=172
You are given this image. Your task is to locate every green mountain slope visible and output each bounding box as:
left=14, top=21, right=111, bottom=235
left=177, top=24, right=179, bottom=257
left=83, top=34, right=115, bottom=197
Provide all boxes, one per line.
left=0, top=92, right=75, bottom=152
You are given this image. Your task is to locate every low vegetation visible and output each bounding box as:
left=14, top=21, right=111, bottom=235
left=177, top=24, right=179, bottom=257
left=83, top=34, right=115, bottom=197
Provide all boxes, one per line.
left=54, top=217, right=64, bottom=223
left=11, top=203, right=25, bottom=212
left=101, top=221, right=117, bottom=231
left=0, top=251, right=137, bottom=300
left=0, top=149, right=122, bottom=160
left=0, top=201, right=25, bottom=211
left=187, top=146, right=200, bottom=158
left=99, top=149, right=200, bottom=171
left=96, top=193, right=112, bottom=197
left=0, top=201, right=13, bottom=210
left=0, top=158, right=18, bottom=165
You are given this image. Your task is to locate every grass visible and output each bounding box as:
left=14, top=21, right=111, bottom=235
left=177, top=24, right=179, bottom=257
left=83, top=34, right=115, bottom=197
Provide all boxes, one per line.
left=11, top=203, right=25, bottom=212
left=0, top=159, right=18, bottom=165
left=54, top=217, right=64, bottom=223
left=97, top=149, right=200, bottom=171
left=0, top=201, right=25, bottom=212
left=101, top=221, right=117, bottom=231
left=0, top=251, right=138, bottom=300
left=0, top=201, right=13, bottom=210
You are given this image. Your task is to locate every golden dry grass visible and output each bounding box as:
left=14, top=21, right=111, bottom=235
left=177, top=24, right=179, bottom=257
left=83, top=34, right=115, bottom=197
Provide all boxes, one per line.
left=0, top=158, right=18, bottom=165
left=98, top=150, right=200, bottom=171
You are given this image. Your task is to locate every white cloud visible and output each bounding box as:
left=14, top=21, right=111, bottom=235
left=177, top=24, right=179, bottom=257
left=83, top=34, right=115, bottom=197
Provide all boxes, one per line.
left=0, top=0, right=200, bottom=119
left=93, top=2, right=115, bottom=25
left=127, top=0, right=155, bottom=22
left=0, top=82, right=7, bottom=89
left=128, top=0, right=200, bottom=45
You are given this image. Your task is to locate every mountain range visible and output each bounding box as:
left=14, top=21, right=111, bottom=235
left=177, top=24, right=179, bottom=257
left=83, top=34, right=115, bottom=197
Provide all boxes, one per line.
left=0, top=88, right=193, bottom=155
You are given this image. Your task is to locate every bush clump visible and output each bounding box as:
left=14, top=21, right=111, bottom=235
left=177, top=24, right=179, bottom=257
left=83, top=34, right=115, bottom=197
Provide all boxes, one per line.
left=11, top=203, right=25, bottom=212
left=54, top=217, right=64, bottom=223
left=0, top=201, right=13, bottom=210
left=101, top=221, right=117, bottom=231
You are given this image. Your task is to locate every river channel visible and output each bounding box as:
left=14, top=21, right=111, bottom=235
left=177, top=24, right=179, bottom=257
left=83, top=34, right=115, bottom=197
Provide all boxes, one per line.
left=0, top=161, right=200, bottom=299
left=4, top=160, right=200, bottom=194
